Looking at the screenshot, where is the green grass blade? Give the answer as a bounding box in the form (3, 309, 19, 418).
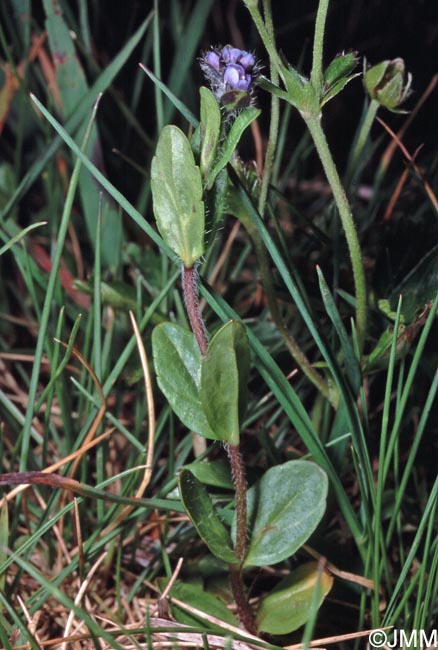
(139, 64, 198, 128)
(316, 265, 361, 392)
(0, 221, 47, 256)
(19, 97, 100, 472)
(383, 475, 438, 624)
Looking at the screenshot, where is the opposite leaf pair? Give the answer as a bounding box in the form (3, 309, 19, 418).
(152, 320, 249, 446)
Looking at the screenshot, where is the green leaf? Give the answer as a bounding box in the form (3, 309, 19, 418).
(200, 321, 250, 446)
(199, 86, 221, 182)
(256, 561, 334, 634)
(317, 266, 361, 392)
(282, 65, 311, 109)
(178, 469, 239, 564)
(152, 323, 218, 440)
(321, 73, 361, 106)
(158, 579, 239, 628)
(256, 75, 290, 102)
(151, 125, 205, 267)
(243, 460, 328, 567)
(207, 107, 261, 188)
(323, 51, 359, 105)
(186, 460, 234, 490)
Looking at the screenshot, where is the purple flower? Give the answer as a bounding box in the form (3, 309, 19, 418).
(223, 64, 251, 91)
(200, 44, 259, 109)
(239, 52, 255, 69)
(204, 50, 220, 72)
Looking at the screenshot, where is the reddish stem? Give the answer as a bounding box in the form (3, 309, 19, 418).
(182, 265, 208, 356)
(227, 443, 256, 633)
(229, 566, 257, 634)
(226, 444, 248, 564)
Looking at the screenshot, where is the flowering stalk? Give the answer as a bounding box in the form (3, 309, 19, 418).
(310, 0, 330, 92)
(304, 113, 367, 351)
(258, 0, 279, 214)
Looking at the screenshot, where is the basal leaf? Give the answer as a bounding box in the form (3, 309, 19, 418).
(186, 460, 234, 490)
(179, 469, 239, 564)
(244, 460, 328, 567)
(256, 561, 334, 634)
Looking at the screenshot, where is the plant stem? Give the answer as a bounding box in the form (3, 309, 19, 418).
(310, 0, 330, 91)
(182, 265, 208, 356)
(229, 566, 256, 634)
(242, 0, 284, 82)
(258, 0, 279, 215)
(226, 443, 256, 634)
(345, 98, 379, 188)
(303, 113, 367, 353)
(226, 444, 248, 563)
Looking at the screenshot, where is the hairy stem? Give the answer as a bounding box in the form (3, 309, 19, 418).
(226, 443, 256, 633)
(226, 444, 248, 563)
(303, 113, 367, 353)
(242, 0, 284, 83)
(182, 265, 208, 356)
(310, 0, 330, 91)
(258, 0, 279, 215)
(229, 566, 256, 634)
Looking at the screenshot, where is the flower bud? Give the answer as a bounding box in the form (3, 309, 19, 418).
(364, 58, 412, 110)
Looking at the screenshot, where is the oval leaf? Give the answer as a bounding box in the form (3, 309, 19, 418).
(244, 460, 328, 567)
(200, 321, 250, 445)
(256, 561, 334, 634)
(152, 323, 219, 440)
(324, 51, 358, 88)
(179, 469, 239, 565)
(151, 125, 205, 267)
(186, 460, 234, 490)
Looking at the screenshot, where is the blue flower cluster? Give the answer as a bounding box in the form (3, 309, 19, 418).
(200, 45, 257, 109)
